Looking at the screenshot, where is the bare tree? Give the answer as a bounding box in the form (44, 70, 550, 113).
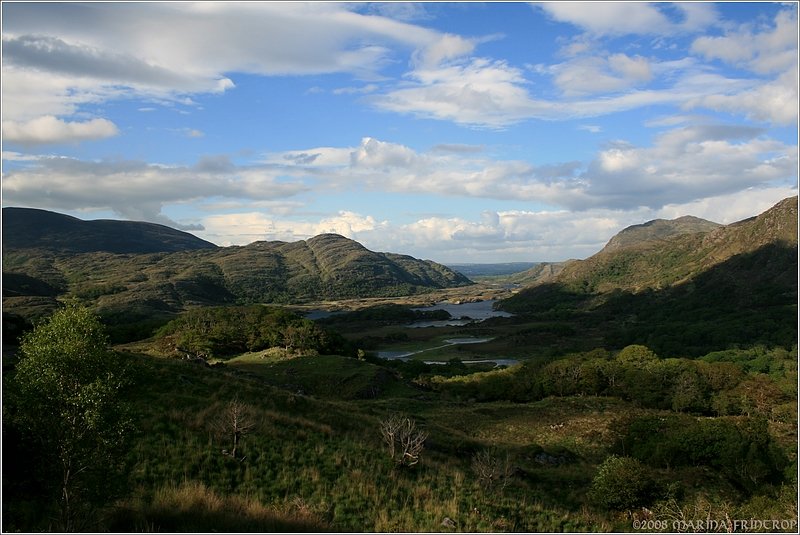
(471, 448, 514, 491)
(379, 414, 428, 467)
(214, 397, 256, 460)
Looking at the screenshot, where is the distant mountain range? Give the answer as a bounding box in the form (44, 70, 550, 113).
(2, 208, 472, 332)
(445, 262, 538, 277)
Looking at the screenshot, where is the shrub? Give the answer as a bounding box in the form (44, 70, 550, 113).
(589, 455, 656, 511)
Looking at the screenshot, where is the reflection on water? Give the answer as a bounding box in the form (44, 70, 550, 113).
(408, 299, 513, 327)
(374, 336, 519, 368)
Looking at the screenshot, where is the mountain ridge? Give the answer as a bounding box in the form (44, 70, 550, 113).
(2, 212, 473, 332)
(601, 215, 722, 253)
(2, 207, 217, 254)
(503, 196, 797, 308)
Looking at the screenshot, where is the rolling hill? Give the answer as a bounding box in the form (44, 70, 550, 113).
(2, 209, 472, 336)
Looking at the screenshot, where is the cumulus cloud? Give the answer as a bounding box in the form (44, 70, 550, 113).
(373, 57, 542, 127)
(580, 124, 796, 209)
(199, 210, 387, 246)
(548, 53, 653, 96)
(686, 66, 798, 126)
(192, 180, 797, 261)
(1, 115, 119, 144)
(267, 129, 795, 213)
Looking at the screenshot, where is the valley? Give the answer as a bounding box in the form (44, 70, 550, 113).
(2, 198, 797, 533)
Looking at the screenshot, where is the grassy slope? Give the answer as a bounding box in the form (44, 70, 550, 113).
(99, 351, 623, 532)
(59, 346, 786, 533)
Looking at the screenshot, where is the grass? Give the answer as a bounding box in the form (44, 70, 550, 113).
(6, 329, 796, 532)
(225, 352, 420, 399)
(90, 351, 629, 532)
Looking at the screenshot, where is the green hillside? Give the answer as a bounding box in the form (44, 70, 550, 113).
(2, 220, 472, 340)
(501, 197, 798, 355)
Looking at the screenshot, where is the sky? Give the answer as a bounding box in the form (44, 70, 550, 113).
(1, 1, 798, 263)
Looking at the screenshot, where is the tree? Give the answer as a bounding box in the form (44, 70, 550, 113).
(9, 303, 134, 531)
(379, 414, 427, 467)
(471, 447, 514, 491)
(616, 344, 658, 364)
(214, 397, 256, 460)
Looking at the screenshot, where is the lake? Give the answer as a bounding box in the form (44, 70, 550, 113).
(374, 336, 519, 368)
(408, 299, 513, 327)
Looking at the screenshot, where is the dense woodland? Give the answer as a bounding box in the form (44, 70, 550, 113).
(2, 198, 797, 532)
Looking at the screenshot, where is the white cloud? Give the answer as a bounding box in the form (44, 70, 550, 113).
(580, 125, 797, 209)
(685, 67, 798, 126)
(691, 8, 798, 75)
(549, 53, 653, 96)
(0, 2, 466, 136)
(192, 181, 797, 261)
(199, 210, 387, 246)
(536, 3, 680, 36)
(332, 84, 379, 95)
(269, 129, 796, 213)
(374, 57, 541, 127)
(1, 156, 309, 229)
(1, 115, 119, 144)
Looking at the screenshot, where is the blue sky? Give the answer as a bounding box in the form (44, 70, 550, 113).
(2, 2, 797, 262)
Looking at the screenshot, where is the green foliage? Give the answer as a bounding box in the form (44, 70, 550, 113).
(155, 305, 351, 358)
(616, 344, 658, 363)
(619, 415, 788, 491)
(6, 303, 135, 530)
(589, 455, 656, 511)
(318, 303, 451, 327)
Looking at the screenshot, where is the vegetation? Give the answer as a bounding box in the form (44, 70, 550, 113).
(153, 305, 351, 359)
(4, 303, 135, 531)
(2, 197, 796, 532)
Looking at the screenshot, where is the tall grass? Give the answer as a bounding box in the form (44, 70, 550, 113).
(107, 481, 328, 532)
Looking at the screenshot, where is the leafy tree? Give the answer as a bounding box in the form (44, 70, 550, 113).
(8, 303, 134, 530)
(616, 344, 658, 364)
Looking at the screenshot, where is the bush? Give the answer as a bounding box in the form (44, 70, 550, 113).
(589, 455, 656, 511)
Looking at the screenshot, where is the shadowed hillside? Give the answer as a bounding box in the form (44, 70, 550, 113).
(501, 197, 798, 355)
(2, 207, 217, 254)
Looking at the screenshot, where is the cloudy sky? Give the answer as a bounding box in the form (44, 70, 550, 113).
(2, 2, 797, 262)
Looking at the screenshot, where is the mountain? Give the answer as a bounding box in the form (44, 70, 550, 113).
(445, 262, 539, 277)
(505, 261, 570, 286)
(553, 198, 796, 294)
(501, 197, 798, 355)
(2, 207, 217, 254)
(601, 215, 722, 253)
(3, 212, 472, 335)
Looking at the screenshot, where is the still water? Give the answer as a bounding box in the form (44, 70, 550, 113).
(409, 299, 513, 327)
(375, 336, 519, 368)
